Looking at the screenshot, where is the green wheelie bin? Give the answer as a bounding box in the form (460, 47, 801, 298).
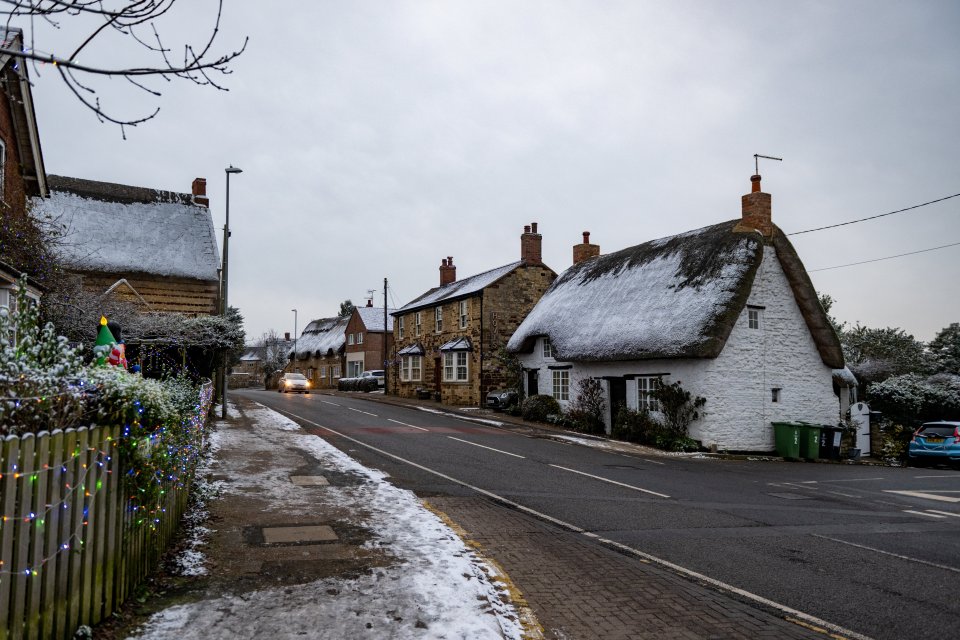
(796, 422, 822, 461)
(772, 422, 801, 459)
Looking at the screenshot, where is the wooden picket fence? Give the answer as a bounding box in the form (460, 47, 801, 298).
(0, 381, 213, 640)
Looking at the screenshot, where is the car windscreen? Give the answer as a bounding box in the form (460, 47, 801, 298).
(287, 374, 307, 380)
(918, 425, 957, 437)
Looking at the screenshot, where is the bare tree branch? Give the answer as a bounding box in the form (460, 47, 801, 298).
(1, 0, 246, 132)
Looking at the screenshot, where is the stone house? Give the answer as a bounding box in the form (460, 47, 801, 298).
(345, 302, 396, 378)
(391, 223, 557, 406)
(508, 176, 856, 452)
(289, 317, 349, 389)
(31, 175, 220, 315)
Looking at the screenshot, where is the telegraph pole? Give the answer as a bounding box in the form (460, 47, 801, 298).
(383, 277, 389, 394)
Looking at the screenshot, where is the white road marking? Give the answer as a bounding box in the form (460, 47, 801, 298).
(349, 407, 378, 417)
(820, 477, 885, 483)
(388, 418, 429, 432)
(813, 534, 960, 574)
(914, 475, 960, 479)
(884, 490, 960, 503)
(903, 510, 946, 518)
(637, 458, 666, 466)
(549, 464, 670, 498)
(274, 406, 873, 640)
(826, 491, 859, 498)
(926, 510, 960, 518)
(321, 401, 340, 407)
(447, 436, 526, 459)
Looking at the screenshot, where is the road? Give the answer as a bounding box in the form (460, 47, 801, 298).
(238, 389, 960, 640)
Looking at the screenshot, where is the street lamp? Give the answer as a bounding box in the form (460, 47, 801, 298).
(221, 165, 242, 419)
(292, 309, 298, 372)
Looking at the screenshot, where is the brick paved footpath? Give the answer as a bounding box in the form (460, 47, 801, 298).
(428, 496, 828, 640)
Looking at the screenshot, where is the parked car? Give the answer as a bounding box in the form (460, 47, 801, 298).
(906, 421, 960, 466)
(360, 370, 385, 388)
(278, 372, 310, 394)
(486, 389, 518, 411)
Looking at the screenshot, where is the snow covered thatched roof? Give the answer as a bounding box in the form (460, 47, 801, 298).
(355, 306, 395, 332)
(292, 316, 349, 360)
(396, 261, 523, 315)
(33, 175, 220, 282)
(508, 221, 844, 367)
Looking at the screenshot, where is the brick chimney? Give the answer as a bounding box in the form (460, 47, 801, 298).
(191, 178, 209, 207)
(520, 222, 542, 265)
(440, 256, 457, 286)
(573, 231, 600, 265)
(734, 174, 773, 237)
(284, 332, 290, 341)
(365, 298, 373, 307)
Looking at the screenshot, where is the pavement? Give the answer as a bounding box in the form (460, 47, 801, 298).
(111, 390, 860, 640)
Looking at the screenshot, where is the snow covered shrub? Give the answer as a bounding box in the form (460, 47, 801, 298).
(653, 380, 706, 439)
(0, 279, 88, 435)
(868, 373, 960, 426)
(566, 378, 606, 434)
(521, 394, 561, 422)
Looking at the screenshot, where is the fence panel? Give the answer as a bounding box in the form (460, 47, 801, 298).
(39, 430, 64, 640)
(0, 435, 22, 640)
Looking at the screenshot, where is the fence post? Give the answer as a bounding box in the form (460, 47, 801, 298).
(0, 435, 23, 640)
(24, 432, 51, 640)
(39, 430, 64, 640)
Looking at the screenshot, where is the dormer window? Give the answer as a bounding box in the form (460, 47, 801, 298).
(542, 337, 554, 358)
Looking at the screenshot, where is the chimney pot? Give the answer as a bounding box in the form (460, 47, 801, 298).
(440, 255, 457, 285)
(573, 230, 600, 265)
(524, 225, 531, 233)
(531, 222, 538, 233)
(734, 175, 773, 237)
(285, 332, 290, 341)
(366, 299, 373, 307)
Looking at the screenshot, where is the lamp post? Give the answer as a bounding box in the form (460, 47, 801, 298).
(221, 165, 242, 419)
(292, 309, 298, 372)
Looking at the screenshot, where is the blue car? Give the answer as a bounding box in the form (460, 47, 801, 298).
(906, 421, 960, 467)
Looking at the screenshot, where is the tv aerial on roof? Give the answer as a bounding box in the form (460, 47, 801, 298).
(754, 153, 783, 174)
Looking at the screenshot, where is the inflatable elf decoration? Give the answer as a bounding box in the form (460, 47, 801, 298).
(93, 316, 128, 369)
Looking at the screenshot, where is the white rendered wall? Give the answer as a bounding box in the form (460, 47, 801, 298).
(516, 245, 839, 451)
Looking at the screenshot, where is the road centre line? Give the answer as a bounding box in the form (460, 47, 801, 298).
(914, 475, 960, 479)
(321, 400, 340, 407)
(447, 436, 526, 459)
(272, 406, 872, 640)
(926, 510, 960, 518)
(817, 477, 885, 483)
(349, 407, 378, 417)
(903, 510, 947, 519)
(388, 418, 429, 432)
(884, 490, 960, 503)
(813, 533, 960, 575)
(825, 491, 859, 498)
(549, 464, 670, 498)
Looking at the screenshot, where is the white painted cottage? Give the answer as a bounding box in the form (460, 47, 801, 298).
(507, 175, 855, 452)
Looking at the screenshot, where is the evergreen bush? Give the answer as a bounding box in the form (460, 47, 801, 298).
(521, 394, 561, 422)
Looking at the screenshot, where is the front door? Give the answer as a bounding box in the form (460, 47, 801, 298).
(608, 378, 627, 427)
(434, 357, 442, 394)
(527, 369, 539, 397)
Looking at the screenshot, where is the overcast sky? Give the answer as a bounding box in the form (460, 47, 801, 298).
(28, 1, 960, 344)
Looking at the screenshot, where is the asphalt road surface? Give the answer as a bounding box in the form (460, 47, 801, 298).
(239, 389, 960, 640)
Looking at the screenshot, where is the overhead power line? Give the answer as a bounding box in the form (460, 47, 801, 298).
(788, 192, 960, 236)
(808, 240, 960, 272)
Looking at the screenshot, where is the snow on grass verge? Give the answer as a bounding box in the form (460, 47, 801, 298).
(130, 403, 524, 640)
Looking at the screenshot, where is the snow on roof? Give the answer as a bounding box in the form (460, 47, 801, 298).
(355, 306, 396, 331)
(439, 337, 473, 351)
(291, 316, 350, 359)
(832, 367, 858, 386)
(33, 175, 220, 282)
(396, 261, 523, 314)
(240, 351, 261, 362)
(508, 221, 763, 361)
(397, 343, 425, 356)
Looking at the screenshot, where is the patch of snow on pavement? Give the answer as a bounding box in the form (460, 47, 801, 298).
(131, 403, 522, 640)
(414, 406, 505, 428)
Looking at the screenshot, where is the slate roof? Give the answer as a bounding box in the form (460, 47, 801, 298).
(355, 306, 395, 331)
(32, 175, 220, 282)
(395, 261, 523, 314)
(508, 220, 844, 368)
(291, 316, 350, 360)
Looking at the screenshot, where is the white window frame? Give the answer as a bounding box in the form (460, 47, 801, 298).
(435, 306, 443, 333)
(333, 365, 341, 378)
(443, 352, 468, 382)
(398, 317, 405, 340)
(347, 333, 355, 345)
(401, 355, 423, 382)
(637, 376, 662, 413)
(357, 332, 363, 345)
(748, 307, 762, 330)
(320, 365, 327, 378)
(552, 370, 569, 401)
(542, 337, 554, 358)
(415, 312, 422, 337)
(459, 300, 469, 329)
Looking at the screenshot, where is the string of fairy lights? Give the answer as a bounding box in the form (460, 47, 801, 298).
(0, 382, 213, 581)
